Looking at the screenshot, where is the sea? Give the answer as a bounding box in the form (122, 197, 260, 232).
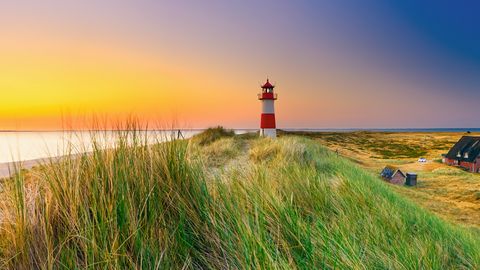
(0, 128, 478, 164)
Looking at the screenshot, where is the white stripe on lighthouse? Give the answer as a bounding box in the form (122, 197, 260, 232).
(262, 100, 275, 114)
(261, 128, 277, 138)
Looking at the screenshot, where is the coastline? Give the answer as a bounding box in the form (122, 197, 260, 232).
(0, 157, 60, 179)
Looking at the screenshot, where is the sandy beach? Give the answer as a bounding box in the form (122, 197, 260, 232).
(0, 159, 40, 178)
(0, 157, 58, 179)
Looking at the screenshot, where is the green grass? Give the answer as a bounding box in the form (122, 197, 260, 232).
(0, 128, 479, 269)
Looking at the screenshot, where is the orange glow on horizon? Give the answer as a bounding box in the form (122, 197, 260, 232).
(0, 31, 262, 130)
(1, 1, 480, 130)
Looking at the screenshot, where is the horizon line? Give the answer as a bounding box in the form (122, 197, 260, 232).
(0, 127, 478, 133)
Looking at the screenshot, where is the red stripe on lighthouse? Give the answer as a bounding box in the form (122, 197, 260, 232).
(260, 114, 276, 128)
(259, 93, 276, 100)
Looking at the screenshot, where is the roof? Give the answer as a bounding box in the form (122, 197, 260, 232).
(262, 79, 274, 89)
(445, 136, 480, 162)
(380, 166, 405, 180)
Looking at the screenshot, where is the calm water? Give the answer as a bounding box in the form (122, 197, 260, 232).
(0, 128, 477, 163)
(0, 130, 203, 163)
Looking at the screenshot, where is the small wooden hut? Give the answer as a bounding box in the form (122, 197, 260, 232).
(380, 166, 406, 185)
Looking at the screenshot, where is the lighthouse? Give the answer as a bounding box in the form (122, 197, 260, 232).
(258, 79, 278, 138)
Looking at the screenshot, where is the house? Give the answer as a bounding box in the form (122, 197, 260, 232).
(380, 166, 406, 185)
(444, 136, 480, 173)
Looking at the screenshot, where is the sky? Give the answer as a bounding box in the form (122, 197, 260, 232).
(0, 0, 479, 130)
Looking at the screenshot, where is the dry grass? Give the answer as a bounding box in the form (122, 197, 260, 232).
(288, 131, 480, 228)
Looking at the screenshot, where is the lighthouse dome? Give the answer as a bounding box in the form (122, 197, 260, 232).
(262, 79, 274, 89)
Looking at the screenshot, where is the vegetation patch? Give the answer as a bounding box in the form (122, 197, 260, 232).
(284, 131, 446, 159)
(249, 137, 312, 165)
(197, 137, 243, 167)
(0, 130, 478, 269)
(283, 130, 480, 228)
(191, 126, 235, 145)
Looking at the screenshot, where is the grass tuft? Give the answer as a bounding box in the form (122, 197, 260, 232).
(191, 126, 235, 146)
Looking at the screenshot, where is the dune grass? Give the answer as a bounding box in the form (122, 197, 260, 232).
(0, 129, 479, 269)
(191, 126, 235, 146)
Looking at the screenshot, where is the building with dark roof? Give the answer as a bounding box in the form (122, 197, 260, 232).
(444, 136, 480, 173)
(380, 166, 406, 185)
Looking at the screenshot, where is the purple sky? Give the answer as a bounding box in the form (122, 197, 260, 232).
(1, 1, 479, 129)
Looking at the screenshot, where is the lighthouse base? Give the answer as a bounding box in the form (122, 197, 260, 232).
(260, 128, 277, 138)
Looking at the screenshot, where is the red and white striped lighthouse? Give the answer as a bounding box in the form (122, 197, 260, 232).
(258, 79, 278, 138)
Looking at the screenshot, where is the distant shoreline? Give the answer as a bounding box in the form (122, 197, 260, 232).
(0, 128, 478, 133)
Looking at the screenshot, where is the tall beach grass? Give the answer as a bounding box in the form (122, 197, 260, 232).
(0, 127, 478, 269)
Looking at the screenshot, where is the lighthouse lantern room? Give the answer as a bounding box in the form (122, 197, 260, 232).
(258, 79, 278, 138)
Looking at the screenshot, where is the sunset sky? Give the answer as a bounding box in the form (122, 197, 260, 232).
(1, 1, 479, 130)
